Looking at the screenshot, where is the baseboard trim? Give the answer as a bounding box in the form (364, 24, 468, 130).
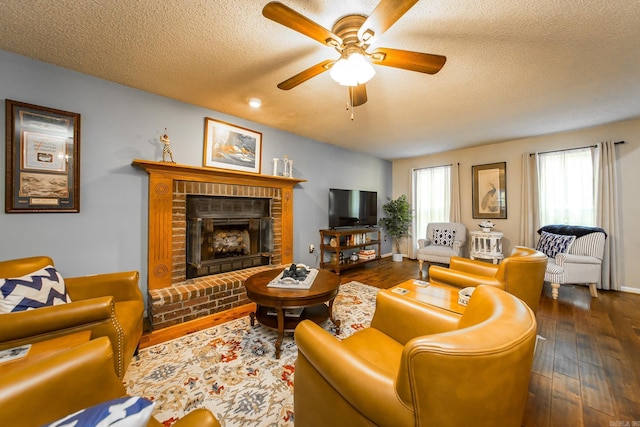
(139, 302, 256, 349)
(620, 286, 640, 295)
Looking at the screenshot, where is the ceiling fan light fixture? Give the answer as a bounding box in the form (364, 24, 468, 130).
(329, 52, 376, 86)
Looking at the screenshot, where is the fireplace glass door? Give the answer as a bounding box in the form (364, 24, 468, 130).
(186, 196, 274, 278)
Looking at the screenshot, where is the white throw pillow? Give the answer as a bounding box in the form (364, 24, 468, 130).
(432, 228, 456, 247)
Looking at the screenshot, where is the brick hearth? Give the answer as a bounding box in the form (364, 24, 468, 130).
(132, 160, 305, 330)
(148, 265, 274, 330)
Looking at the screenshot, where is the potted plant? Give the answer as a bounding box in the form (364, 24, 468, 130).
(379, 194, 413, 262)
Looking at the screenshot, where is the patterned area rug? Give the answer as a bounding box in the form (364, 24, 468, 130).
(123, 281, 379, 426)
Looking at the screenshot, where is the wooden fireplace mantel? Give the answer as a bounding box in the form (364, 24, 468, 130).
(132, 159, 307, 187)
(132, 159, 306, 290)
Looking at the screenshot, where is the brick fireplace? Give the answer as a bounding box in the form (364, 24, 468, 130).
(132, 160, 305, 329)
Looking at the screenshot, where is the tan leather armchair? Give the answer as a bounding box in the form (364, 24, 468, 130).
(294, 285, 537, 427)
(0, 336, 220, 427)
(428, 246, 548, 313)
(0, 256, 144, 378)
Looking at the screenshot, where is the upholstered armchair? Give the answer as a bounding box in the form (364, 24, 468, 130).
(294, 285, 537, 427)
(0, 256, 144, 378)
(428, 246, 547, 313)
(536, 225, 607, 299)
(416, 222, 467, 271)
(0, 336, 220, 427)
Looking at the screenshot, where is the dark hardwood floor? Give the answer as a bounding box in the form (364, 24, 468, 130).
(340, 257, 640, 426)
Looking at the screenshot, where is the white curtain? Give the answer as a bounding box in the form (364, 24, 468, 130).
(450, 163, 461, 222)
(538, 147, 596, 226)
(411, 165, 452, 258)
(519, 153, 540, 247)
(595, 141, 621, 291)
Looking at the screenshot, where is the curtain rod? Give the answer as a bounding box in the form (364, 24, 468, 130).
(412, 163, 454, 171)
(529, 141, 625, 156)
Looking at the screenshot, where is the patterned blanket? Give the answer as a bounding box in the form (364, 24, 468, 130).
(537, 224, 607, 238)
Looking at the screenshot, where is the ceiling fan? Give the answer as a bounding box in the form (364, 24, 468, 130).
(262, 0, 446, 108)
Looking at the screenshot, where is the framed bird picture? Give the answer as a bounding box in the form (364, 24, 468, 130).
(472, 162, 507, 219)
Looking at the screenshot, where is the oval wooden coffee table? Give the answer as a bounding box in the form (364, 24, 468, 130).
(244, 268, 341, 358)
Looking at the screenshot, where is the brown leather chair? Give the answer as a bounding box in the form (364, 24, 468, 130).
(0, 256, 144, 378)
(294, 285, 537, 427)
(428, 246, 548, 313)
(0, 336, 220, 427)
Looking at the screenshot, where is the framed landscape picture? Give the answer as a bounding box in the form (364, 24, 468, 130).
(472, 162, 507, 219)
(203, 117, 262, 174)
(5, 100, 80, 213)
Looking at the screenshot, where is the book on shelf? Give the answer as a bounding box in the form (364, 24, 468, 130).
(358, 249, 376, 255)
(266, 307, 304, 318)
(358, 254, 377, 260)
(345, 233, 369, 246)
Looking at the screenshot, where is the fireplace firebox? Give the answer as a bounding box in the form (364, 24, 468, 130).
(186, 196, 273, 278)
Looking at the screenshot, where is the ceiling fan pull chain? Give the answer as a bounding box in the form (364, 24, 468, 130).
(348, 89, 355, 121)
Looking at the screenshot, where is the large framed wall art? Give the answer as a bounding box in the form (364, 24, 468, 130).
(203, 117, 262, 174)
(472, 161, 507, 219)
(5, 100, 80, 213)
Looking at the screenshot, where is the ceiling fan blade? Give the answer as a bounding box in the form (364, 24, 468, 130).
(277, 59, 335, 90)
(263, 2, 342, 47)
(358, 0, 419, 44)
(370, 47, 446, 74)
(349, 84, 368, 107)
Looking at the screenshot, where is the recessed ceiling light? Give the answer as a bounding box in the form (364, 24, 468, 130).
(248, 98, 262, 108)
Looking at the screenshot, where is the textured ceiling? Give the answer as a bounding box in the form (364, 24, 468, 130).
(1, 0, 639, 160)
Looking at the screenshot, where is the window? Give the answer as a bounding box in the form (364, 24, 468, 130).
(413, 165, 452, 242)
(538, 147, 595, 226)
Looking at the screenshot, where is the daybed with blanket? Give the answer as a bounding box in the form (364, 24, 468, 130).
(536, 225, 607, 299)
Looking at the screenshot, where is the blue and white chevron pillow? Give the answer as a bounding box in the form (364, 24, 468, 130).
(42, 396, 155, 427)
(0, 265, 71, 314)
(536, 231, 576, 258)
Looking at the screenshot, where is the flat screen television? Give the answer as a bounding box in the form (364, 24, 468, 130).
(328, 188, 378, 228)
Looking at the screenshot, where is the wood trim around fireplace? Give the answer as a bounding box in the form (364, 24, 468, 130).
(132, 159, 306, 290)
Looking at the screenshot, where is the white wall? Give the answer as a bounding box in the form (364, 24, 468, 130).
(393, 119, 640, 292)
(0, 50, 392, 303)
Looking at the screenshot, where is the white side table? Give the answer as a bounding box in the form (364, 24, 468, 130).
(469, 231, 504, 264)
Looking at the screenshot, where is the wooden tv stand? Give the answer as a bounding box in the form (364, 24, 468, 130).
(319, 227, 381, 275)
